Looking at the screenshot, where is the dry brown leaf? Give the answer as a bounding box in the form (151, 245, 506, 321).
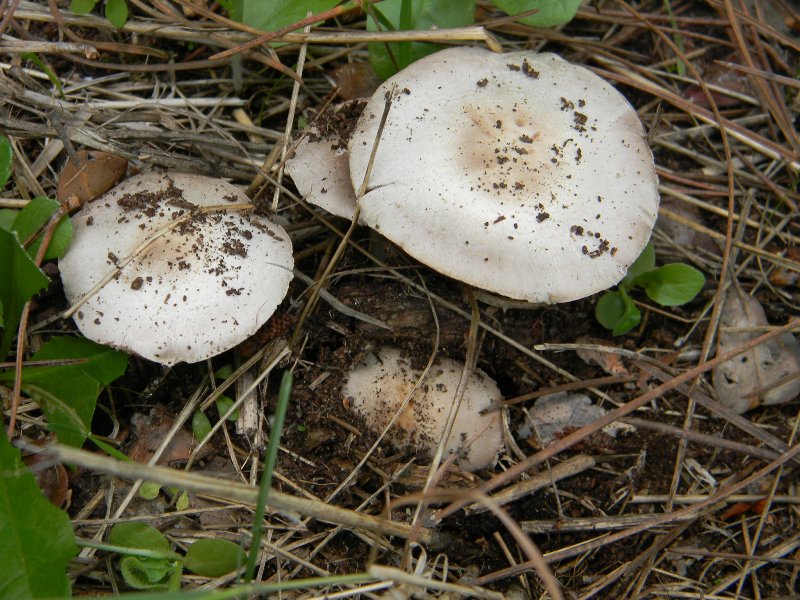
(24, 448, 69, 508)
(128, 405, 214, 465)
(56, 150, 128, 207)
(712, 291, 800, 413)
(333, 63, 382, 101)
(575, 336, 631, 377)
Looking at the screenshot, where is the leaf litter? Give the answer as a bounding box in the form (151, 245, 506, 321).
(1, 2, 800, 598)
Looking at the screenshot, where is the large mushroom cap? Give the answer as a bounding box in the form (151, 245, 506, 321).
(349, 47, 659, 303)
(59, 171, 294, 366)
(343, 348, 504, 471)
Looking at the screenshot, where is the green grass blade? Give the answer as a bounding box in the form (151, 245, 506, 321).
(243, 369, 293, 581)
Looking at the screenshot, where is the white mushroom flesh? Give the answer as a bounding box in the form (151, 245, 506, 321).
(343, 348, 504, 471)
(285, 99, 365, 219)
(349, 47, 659, 303)
(59, 171, 294, 365)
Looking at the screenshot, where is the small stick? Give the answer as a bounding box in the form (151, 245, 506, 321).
(522, 511, 696, 534)
(42, 443, 448, 548)
(464, 454, 596, 515)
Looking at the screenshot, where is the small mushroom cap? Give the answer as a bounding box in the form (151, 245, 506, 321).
(285, 99, 365, 219)
(343, 347, 504, 471)
(349, 47, 659, 303)
(59, 171, 294, 366)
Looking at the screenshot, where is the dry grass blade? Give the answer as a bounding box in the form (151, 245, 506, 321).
(437, 319, 800, 521)
(44, 443, 448, 548)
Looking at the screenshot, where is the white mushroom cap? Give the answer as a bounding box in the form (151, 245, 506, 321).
(349, 47, 659, 303)
(343, 347, 504, 471)
(285, 100, 365, 219)
(59, 171, 294, 366)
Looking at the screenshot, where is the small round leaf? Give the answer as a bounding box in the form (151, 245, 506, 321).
(216, 396, 239, 422)
(109, 522, 172, 554)
(104, 0, 128, 28)
(595, 290, 641, 335)
(119, 556, 181, 591)
(138, 481, 161, 500)
(184, 539, 242, 577)
(70, 0, 97, 15)
(192, 410, 213, 442)
(491, 0, 582, 27)
(635, 263, 705, 306)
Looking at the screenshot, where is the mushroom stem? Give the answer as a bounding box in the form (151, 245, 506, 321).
(62, 202, 254, 319)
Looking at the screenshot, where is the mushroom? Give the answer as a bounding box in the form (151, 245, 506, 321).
(343, 347, 504, 471)
(285, 99, 366, 220)
(348, 47, 659, 303)
(59, 171, 294, 366)
(519, 391, 631, 446)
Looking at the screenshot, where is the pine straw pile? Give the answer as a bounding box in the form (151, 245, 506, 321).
(2, 1, 800, 598)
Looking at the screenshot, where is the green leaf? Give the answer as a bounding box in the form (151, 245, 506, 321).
(634, 263, 705, 306)
(0, 209, 16, 231)
(0, 434, 77, 598)
(175, 490, 189, 511)
(622, 242, 655, 289)
(397, 0, 414, 69)
(367, 0, 475, 79)
(239, 0, 340, 32)
(20, 53, 65, 98)
(0, 336, 128, 447)
(70, 0, 98, 14)
(0, 135, 11, 188)
(216, 395, 239, 421)
(595, 290, 641, 335)
(88, 434, 130, 462)
(31, 336, 128, 386)
(104, 0, 128, 28)
(109, 522, 176, 556)
(490, 0, 582, 27)
(0, 227, 50, 357)
(139, 481, 162, 500)
(119, 556, 181, 591)
(192, 410, 213, 442)
(11, 196, 73, 260)
(214, 364, 234, 380)
(110, 522, 181, 591)
(185, 539, 242, 576)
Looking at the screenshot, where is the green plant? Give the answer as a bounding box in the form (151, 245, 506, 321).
(491, 0, 582, 28)
(0, 434, 78, 598)
(70, 0, 129, 29)
(0, 137, 130, 598)
(107, 522, 242, 590)
(228, 0, 342, 32)
(595, 243, 705, 335)
(366, 0, 476, 80)
(244, 369, 293, 581)
(0, 136, 11, 187)
(226, 0, 584, 79)
(20, 53, 65, 98)
(0, 138, 129, 448)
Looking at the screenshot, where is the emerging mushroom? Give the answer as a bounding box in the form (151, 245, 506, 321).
(285, 99, 366, 220)
(343, 347, 504, 471)
(348, 47, 659, 303)
(59, 171, 293, 366)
